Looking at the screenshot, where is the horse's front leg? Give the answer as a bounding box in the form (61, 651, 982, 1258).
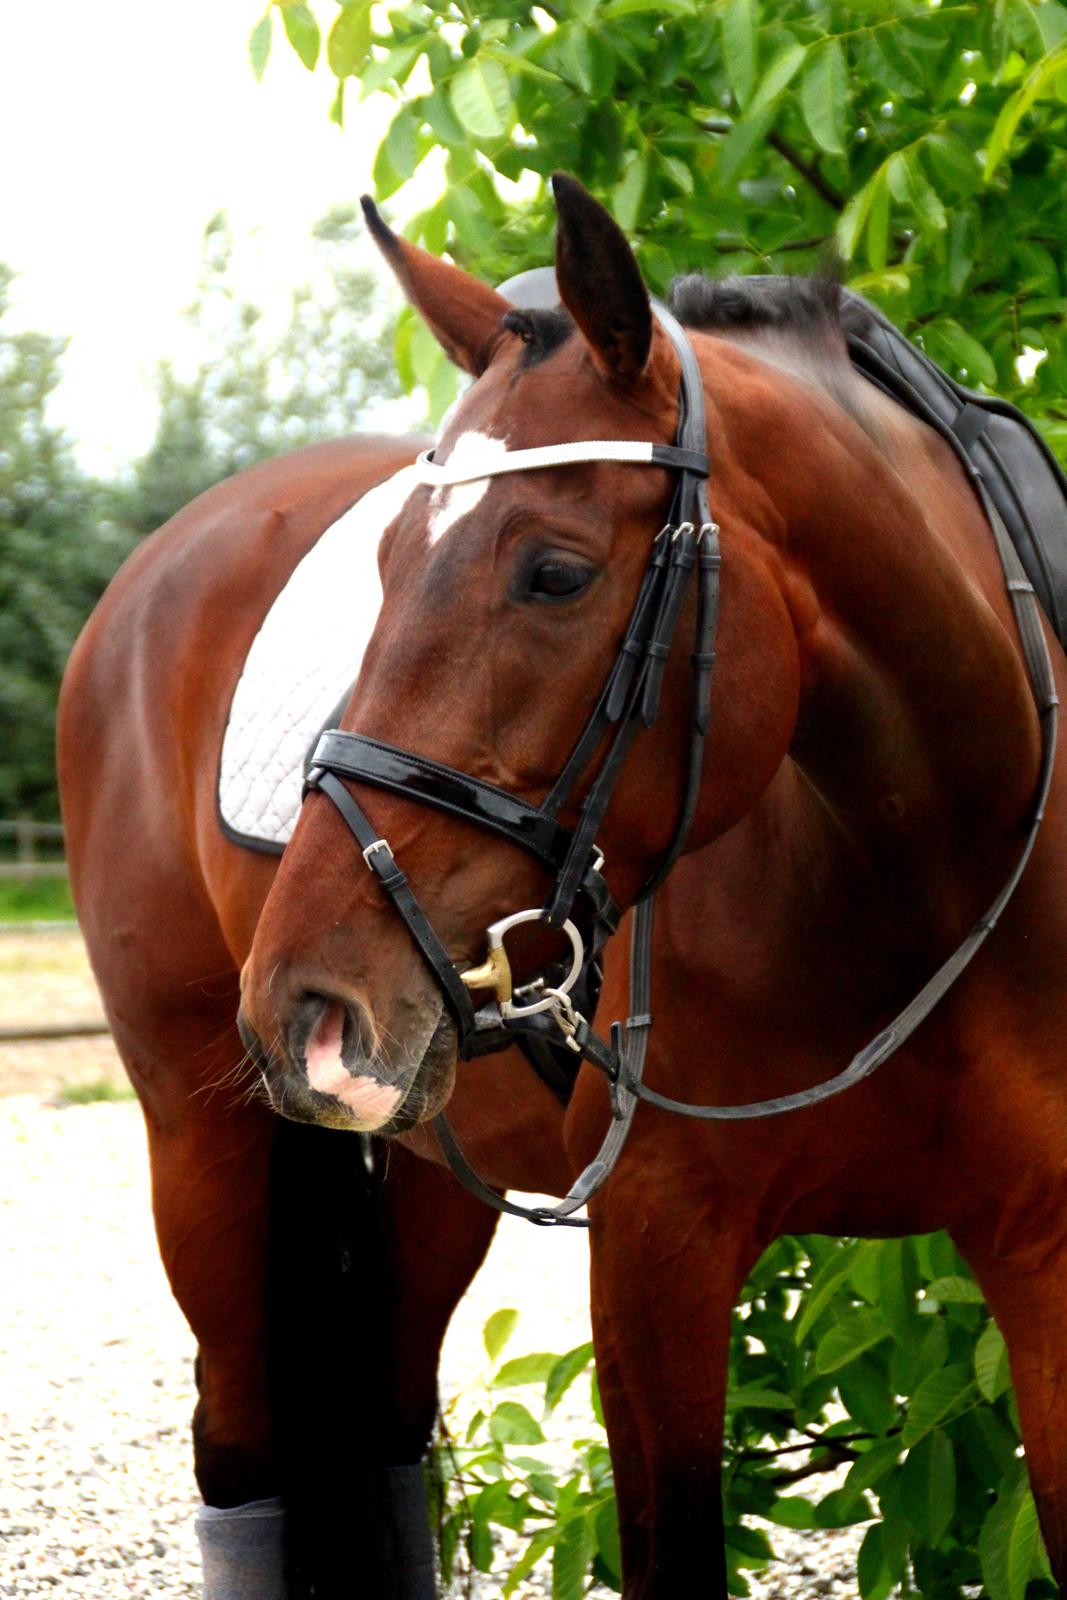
(588, 1142, 759, 1600)
(955, 1191, 1067, 1588)
(126, 1004, 498, 1600)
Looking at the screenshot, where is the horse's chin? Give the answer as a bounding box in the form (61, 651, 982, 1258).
(255, 1005, 458, 1136)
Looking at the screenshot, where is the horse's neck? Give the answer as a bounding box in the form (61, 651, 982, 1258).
(761, 379, 1040, 933)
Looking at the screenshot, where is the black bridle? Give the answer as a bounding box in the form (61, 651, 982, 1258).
(303, 278, 1058, 1228)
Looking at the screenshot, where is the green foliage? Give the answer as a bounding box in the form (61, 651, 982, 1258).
(0, 878, 75, 922)
(56, 1077, 135, 1106)
(1, 208, 401, 816)
(0, 266, 134, 819)
(441, 1239, 1052, 1598)
(120, 207, 401, 535)
(274, 0, 1067, 453)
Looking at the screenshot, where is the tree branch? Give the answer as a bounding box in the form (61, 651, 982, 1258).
(692, 103, 846, 213)
(767, 132, 846, 212)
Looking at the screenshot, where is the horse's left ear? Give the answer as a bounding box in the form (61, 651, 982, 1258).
(361, 197, 512, 376)
(551, 173, 654, 383)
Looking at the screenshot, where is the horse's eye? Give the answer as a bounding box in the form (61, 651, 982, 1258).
(526, 558, 595, 601)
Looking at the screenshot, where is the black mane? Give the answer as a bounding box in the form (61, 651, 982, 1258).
(668, 272, 850, 338)
(500, 273, 874, 428)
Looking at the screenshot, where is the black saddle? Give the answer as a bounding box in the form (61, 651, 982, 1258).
(840, 287, 1067, 648)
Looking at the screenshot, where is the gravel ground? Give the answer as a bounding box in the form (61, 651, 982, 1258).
(0, 930, 861, 1598)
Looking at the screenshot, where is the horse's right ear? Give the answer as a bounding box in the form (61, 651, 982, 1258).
(361, 198, 512, 377)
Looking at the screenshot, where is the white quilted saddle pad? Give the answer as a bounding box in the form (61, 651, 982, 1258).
(218, 463, 421, 852)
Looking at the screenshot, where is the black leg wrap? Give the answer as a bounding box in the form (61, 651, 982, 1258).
(268, 1121, 438, 1599)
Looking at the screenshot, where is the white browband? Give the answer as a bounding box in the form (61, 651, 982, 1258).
(414, 441, 657, 487)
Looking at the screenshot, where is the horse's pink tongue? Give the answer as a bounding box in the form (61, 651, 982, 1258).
(304, 1001, 400, 1127)
(305, 1002, 346, 1094)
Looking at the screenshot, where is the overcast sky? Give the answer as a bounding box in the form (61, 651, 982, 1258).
(1, 1, 399, 472)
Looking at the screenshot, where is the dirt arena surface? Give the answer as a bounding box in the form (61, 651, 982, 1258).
(0, 929, 858, 1597)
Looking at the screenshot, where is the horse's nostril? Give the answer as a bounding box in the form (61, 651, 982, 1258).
(297, 992, 378, 1080)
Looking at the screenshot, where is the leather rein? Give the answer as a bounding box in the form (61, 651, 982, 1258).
(303, 292, 1059, 1228)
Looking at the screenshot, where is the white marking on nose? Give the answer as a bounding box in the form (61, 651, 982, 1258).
(304, 1000, 401, 1131)
(427, 431, 508, 545)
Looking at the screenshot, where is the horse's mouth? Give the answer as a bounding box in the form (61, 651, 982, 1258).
(237, 1001, 458, 1135)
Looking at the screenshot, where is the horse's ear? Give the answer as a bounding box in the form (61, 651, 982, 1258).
(551, 172, 653, 383)
(361, 197, 512, 376)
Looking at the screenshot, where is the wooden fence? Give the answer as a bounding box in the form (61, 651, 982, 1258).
(0, 820, 67, 881)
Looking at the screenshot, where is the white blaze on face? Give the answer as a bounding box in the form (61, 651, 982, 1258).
(304, 1000, 401, 1131)
(427, 431, 508, 545)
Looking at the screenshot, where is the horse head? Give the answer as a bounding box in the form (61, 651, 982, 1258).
(238, 175, 802, 1134)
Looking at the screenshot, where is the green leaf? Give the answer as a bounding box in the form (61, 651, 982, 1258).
(1007, 1490, 1043, 1600)
(985, 41, 1067, 177)
(552, 1514, 593, 1600)
(450, 57, 512, 139)
(494, 1353, 559, 1387)
(840, 1437, 904, 1509)
(767, 1496, 819, 1529)
(750, 42, 808, 117)
(278, 3, 320, 72)
(923, 132, 982, 196)
(544, 1342, 595, 1416)
(1035, 0, 1067, 50)
(795, 1240, 862, 1343)
(866, 168, 890, 271)
(503, 1528, 558, 1597)
(592, 1499, 621, 1583)
(484, 1308, 520, 1363)
(836, 176, 876, 262)
(900, 1429, 956, 1544)
(980, 1475, 1041, 1600)
(925, 319, 998, 387)
(925, 1274, 985, 1305)
(877, 1238, 919, 1339)
(489, 1400, 546, 1445)
(901, 1362, 976, 1448)
(836, 1354, 897, 1435)
(360, 39, 421, 96)
(386, 108, 420, 183)
(327, 2, 372, 78)
(857, 1524, 894, 1600)
(249, 12, 272, 82)
(800, 39, 849, 156)
(717, 105, 775, 187)
(467, 1516, 494, 1572)
(725, 1384, 794, 1411)
(601, 0, 695, 15)
(720, 0, 757, 110)
(814, 1308, 891, 1374)
(975, 1321, 1013, 1401)
(328, 75, 345, 127)
(613, 150, 649, 233)
(887, 149, 946, 232)
(557, 26, 594, 94)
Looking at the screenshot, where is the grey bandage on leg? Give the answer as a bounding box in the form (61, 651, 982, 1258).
(196, 1496, 287, 1600)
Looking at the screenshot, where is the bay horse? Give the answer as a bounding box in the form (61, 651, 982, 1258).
(60, 169, 1067, 1600)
